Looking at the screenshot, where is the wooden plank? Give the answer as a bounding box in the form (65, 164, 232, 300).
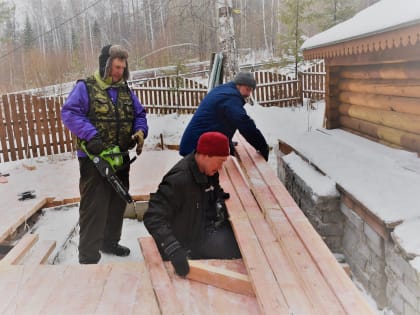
(236, 135, 375, 315)
(9, 94, 25, 160)
(1, 234, 39, 265)
(13, 94, 28, 159)
(38, 97, 52, 156)
(0, 96, 9, 162)
(138, 236, 184, 315)
(2, 95, 17, 161)
(22, 240, 56, 265)
(47, 97, 59, 154)
(223, 159, 338, 314)
(32, 96, 46, 156)
(340, 188, 391, 238)
(167, 259, 260, 314)
(224, 158, 327, 315)
(219, 166, 291, 315)
(54, 97, 66, 153)
(1, 264, 65, 315)
(16, 94, 30, 159)
(24, 94, 39, 158)
(95, 262, 160, 315)
(187, 260, 255, 297)
(40, 264, 111, 314)
(60, 96, 74, 152)
(0, 264, 25, 313)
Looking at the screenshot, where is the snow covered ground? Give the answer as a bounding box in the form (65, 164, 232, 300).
(4, 100, 418, 313)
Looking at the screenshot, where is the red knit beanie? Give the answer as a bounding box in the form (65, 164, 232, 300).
(196, 132, 230, 156)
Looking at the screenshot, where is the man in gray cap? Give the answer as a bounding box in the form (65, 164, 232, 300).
(179, 71, 269, 161)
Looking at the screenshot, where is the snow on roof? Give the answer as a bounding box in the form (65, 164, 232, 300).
(301, 0, 420, 50)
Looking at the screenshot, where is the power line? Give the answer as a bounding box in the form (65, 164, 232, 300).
(0, 0, 104, 61)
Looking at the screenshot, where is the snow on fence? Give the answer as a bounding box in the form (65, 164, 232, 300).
(0, 68, 325, 162)
(254, 71, 300, 107)
(0, 94, 74, 163)
(300, 60, 326, 101)
(131, 76, 208, 114)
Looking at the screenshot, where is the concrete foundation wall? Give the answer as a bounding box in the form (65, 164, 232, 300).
(278, 156, 343, 252)
(278, 153, 420, 314)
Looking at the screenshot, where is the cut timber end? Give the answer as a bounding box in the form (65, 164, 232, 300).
(187, 260, 255, 297)
(0, 234, 38, 265)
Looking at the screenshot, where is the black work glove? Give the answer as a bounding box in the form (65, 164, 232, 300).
(259, 145, 269, 161)
(218, 190, 230, 200)
(86, 135, 105, 155)
(163, 239, 189, 277)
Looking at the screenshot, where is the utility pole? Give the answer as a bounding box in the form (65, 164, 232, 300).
(216, 0, 239, 82)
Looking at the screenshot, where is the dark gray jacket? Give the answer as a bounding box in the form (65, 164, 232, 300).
(144, 153, 223, 257)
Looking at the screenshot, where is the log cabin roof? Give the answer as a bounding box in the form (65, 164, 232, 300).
(301, 0, 420, 59)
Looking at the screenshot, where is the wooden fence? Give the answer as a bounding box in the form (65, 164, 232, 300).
(0, 94, 74, 162)
(0, 67, 325, 162)
(254, 71, 300, 107)
(131, 76, 207, 114)
(300, 61, 326, 101)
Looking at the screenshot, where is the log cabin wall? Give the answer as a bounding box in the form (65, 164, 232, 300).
(325, 60, 420, 153)
(304, 21, 420, 154)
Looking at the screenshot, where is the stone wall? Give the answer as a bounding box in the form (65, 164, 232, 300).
(278, 152, 343, 252)
(385, 235, 420, 315)
(341, 203, 387, 308)
(278, 151, 420, 314)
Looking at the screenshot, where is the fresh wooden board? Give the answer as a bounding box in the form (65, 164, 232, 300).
(139, 236, 260, 315)
(234, 134, 374, 315)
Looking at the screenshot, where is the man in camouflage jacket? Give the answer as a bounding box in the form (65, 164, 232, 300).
(61, 44, 148, 264)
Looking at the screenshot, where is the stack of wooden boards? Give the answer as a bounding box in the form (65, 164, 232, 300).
(0, 139, 374, 314)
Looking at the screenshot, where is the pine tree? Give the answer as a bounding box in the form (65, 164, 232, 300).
(315, 0, 358, 31)
(92, 20, 101, 51)
(0, 1, 13, 42)
(278, 0, 314, 78)
(0, 0, 10, 23)
(23, 15, 36, 50)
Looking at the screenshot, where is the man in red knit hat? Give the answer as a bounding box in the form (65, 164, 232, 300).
(144, 132, 241, 277)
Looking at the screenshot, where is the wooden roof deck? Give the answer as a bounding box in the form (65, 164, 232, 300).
(0, 145, 374, 314)
(0, 150, 181, 243)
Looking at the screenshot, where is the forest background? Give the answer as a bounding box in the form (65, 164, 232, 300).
(0, 0, 378, 93)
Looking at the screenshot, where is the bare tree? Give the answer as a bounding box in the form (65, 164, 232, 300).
(216, 0, 239, 81)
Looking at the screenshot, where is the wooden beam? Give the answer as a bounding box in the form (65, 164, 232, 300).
(138, 237, 184, 315)
(339, 187, 393, 240)
(187, 260, 255, 297)
(340, 62, 420, 80)
(22, 240, 56, 265)
(0, 234, 38, 265)
(338, 103, 420, 135)
(339, 78, 420, 98)
(223, 158, 325, 315)
(232, 141, 344, 314)
(327, 45, 420, 66)
(235, 136, 375, 315)
(339, 91, 420, 116)
(339, 115, 420, 152)
(220, 166, 291, 315)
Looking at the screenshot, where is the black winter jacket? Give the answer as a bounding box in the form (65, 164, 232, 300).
(143, 153, 224, 258)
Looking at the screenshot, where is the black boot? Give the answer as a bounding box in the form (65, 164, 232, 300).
(101, 242, 130, 257)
